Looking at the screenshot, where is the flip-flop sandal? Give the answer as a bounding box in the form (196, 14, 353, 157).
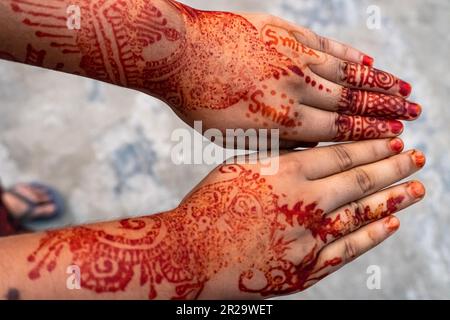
(6, 182, 65, 224)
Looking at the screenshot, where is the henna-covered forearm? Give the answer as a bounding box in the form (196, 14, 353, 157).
(0, 0, 187, 90)
(0, 163, 411, 300)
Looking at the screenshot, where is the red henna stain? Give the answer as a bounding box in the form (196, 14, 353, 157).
(388, 121, 403, 134)
(248, 89, 297, 127)
(338, 88, 418, 120)
(334, 115, 396, 141)
(29, 164, 389, 299)
(340, 62, 397, 91)
(261, 25, 319, 58)
(11, 0, 297, 112)
(287, 65, 304, 77)
(389, 138, 404, 153)
(411, 150, 426, 168)
(362, 55, 374, 67)
(407, 181, 425, 198)
(385, 216, 400, 233)
(398, 80, 412, 97)
(407, 103, 421, 118)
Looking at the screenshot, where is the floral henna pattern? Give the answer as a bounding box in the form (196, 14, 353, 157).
(27, 165, 404, 299)
(338, 88, 421, 119)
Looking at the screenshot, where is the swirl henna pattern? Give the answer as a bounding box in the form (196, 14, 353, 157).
(9, 0, 295, 112)
(340, 62, 397, 91)
(4, 0, 416, 140)
(27, 165, 405, 299)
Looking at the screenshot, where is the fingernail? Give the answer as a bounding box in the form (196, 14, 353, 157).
(389, 121, 404, 134)
(407, 181, 426, 199)
(411, 150, 426, 168)
(399, 80, 412, 97)
(362, 55, 374, 67)
(385, 216, 400, 233)
(389, 138, 404, 153)
(407, 103, 422, 118)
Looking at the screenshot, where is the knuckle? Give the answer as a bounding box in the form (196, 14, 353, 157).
(330, 112, 341, 140)
(332, 145, 354, 172)
(353, 168, 376, 194)
(369, 140, 384, 159)
(316, 34, 330, 52)
(337, 60, 347, 82)
(343, 238, 358, 262)
(392, 156, 408, 177)
(348, 201, 366, 227)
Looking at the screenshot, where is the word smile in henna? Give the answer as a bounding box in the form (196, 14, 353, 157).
(262, 24, 319, 59)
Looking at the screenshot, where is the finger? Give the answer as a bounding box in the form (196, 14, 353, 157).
(279, 139, 318, 149)
(292, 69, 419, 120)
(318, 150, 426, 211)
(308, 54, 412, 97)
(302, 215, 401, 288)
(333, 115, 403, 142)
(286, 105, 404, 142)
(300, 138, 404, 180)
(321, 181, 425, 243)
(336, 88, 421, 120)
(273, 17, 373, 65)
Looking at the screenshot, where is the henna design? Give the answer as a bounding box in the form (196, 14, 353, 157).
(338, 88, 421, 119)
(334, 115, 403, 141)
(262, 24, 319, 59)
(0, 44, 46, 67)
(8, 0, 298, 112)
(261, 24, 332, 92)
(245, 86, 301, 128)
(340, 62, 397, 90)
(27, 164, 404, 298)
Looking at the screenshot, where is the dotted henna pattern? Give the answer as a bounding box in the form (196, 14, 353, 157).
(10, 0, 296, 112)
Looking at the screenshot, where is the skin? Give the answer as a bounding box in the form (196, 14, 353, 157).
(2, 185, 57, 219)
(0, 139, 426, 299)
(0, 0, 421, 147)
(0, 0, 426, 300)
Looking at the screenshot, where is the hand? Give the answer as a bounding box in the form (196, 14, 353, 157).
(144, 5, 420, 145)
(173, 138, 425, 299)
(1, 0, 420, 147)
(10, 138, 425, 299)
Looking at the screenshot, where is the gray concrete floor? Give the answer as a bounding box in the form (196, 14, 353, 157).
(0, 0, 449, 299)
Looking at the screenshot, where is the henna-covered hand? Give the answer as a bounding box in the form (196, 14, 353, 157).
(25, 139, 425, 299)
(0, 0, 420, 145)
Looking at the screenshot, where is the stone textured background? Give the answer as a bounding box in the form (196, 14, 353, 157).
(0, 0, 449, 299)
